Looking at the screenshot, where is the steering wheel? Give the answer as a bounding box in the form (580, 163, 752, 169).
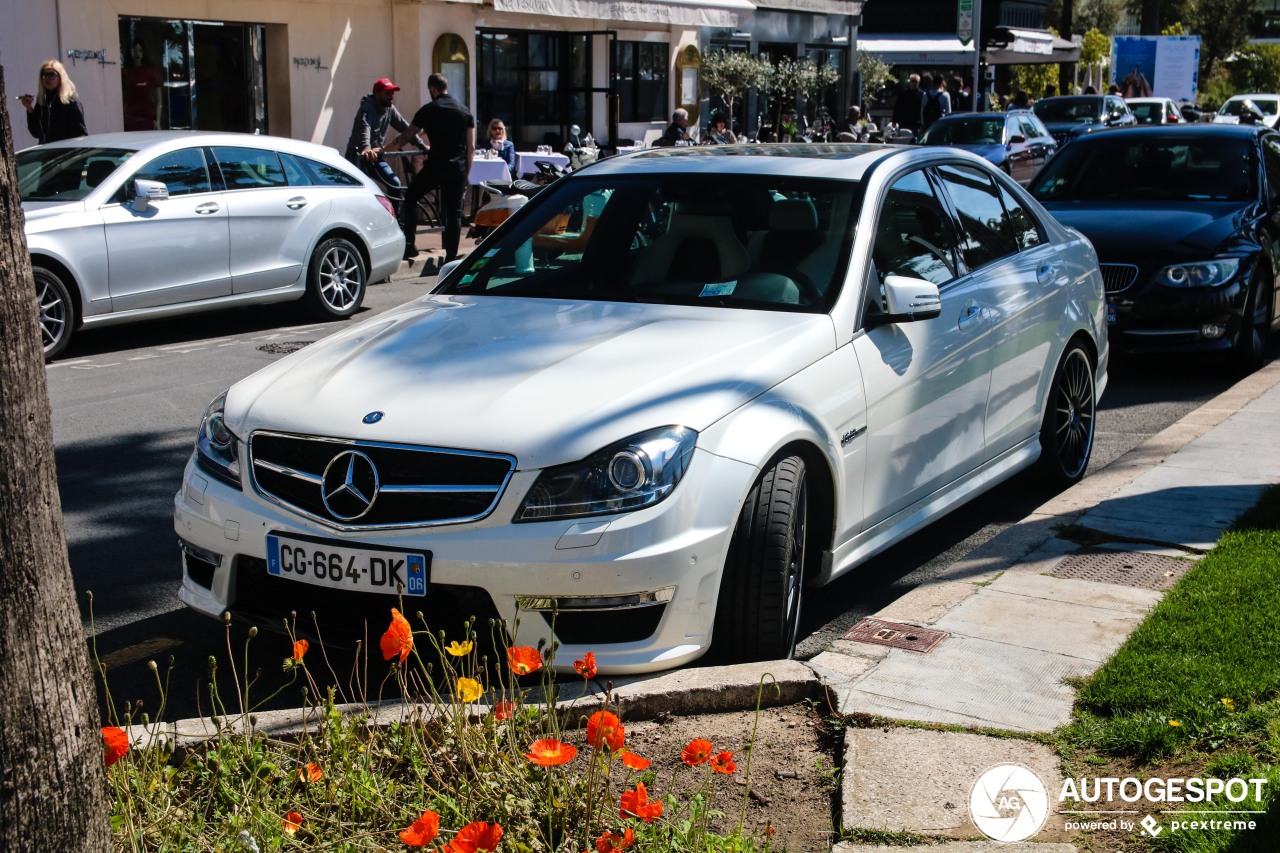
(757, 265, 823, 305)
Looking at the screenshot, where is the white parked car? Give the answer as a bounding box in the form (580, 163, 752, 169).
(1125, 96, 1184, 125)
(1212, 94, 1280, 128)
(18, 131, 404, 359)
(175, 144, 1109, 673)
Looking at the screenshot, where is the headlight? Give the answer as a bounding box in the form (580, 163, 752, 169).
(1156, 259, 1241, 288)
(515, 426, 697, 522)
(194, 391, 241, 489)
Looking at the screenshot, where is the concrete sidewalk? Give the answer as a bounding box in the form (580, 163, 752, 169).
(387, 222, 481, 283)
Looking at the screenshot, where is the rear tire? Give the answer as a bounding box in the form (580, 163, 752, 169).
(306, 237, 366, 320)
(33, 265, 76, 361)
(1038, 342, 1096, 487)
(713, 455, 808, 662)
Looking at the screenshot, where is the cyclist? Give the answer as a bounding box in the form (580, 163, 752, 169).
(345, 78, 423, 212)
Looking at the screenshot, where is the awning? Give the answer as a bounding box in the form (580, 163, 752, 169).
(856, 35, 976, 66)
(754, 0, 864, 14)
(986, 27, 1081, 65)
(492, 0, 754, 28)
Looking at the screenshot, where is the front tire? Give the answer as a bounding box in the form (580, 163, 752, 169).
(33, 265, 76, 361)
(306, 237, 366, 320)
(1231, 276, 1270, 373)
(713, 455, 808, 662)
(1039, 342, 1096, 486)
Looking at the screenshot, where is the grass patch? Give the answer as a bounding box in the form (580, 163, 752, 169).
(838, 827, 934, 845)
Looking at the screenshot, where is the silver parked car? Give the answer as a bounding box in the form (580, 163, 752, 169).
(18, 131, 405, 359)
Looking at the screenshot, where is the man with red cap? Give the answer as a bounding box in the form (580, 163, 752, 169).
(346, 78, 422, 217)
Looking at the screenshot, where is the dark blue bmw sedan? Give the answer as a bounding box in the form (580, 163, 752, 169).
(1030, 124, 1279, 370)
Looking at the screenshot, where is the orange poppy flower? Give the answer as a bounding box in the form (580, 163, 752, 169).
(681, 738, 712, 766)
(586, 710, 625, 751)
(619, 782, 662, 822)
(398, 809, 441, 846)
(297, 762, 322, 783)
(282, 810, 303, 835)
(380, 608, 413, 663)
(574, 651, 597, 679)
(447, 821, 503, 853)
(595, 827, 635, 853)
(710, 751, 736, 774)
(506, 645, 542, 676)
(492, 701, 516, 721)
(525, 738, 578, 767)
(620, 750, 651, 771)
(102, 726, 129, 767)
(292, 638, 309, 662)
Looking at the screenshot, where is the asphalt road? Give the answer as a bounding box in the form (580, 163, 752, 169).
(43, 274, 1258, 722)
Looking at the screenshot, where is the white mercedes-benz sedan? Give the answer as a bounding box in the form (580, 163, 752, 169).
(18, 131, 404, 359)
(175, 143, 1108, 673)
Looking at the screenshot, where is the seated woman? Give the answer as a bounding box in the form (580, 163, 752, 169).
(704, 112, 738, 145)
(479, 118, 516, 176)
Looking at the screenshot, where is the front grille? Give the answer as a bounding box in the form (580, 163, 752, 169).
(1099, 263, 1140, 293)
(249, 431, 515, 529)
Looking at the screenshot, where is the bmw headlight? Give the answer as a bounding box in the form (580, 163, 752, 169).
(515, 426, 697, 522)
(194, 391, 241, 488)
(1156, 259, 1241, 288)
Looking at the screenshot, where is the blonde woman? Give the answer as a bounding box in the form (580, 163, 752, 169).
(19, 60, 87, 144)
(480, 118, 516, 175)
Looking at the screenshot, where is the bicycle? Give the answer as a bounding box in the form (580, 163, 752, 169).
(365, 149, 441, 228)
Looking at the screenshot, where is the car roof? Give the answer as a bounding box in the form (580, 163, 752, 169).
(584, 143, 902, 181)
(20, 130, 347, 163)
(1224, 93, 1280, 100)
(1057, 123, 1267, 141)
(1124, 97, 1173, 103)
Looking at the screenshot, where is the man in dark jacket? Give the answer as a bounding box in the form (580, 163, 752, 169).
(653, 109, 691, 147)
(346, 78, 417, 204)
(892, 74, 925, 139)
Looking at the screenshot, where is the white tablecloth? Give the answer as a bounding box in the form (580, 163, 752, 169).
(614, 145, 645, 155)
(469, 158, 511, 186)
(515, 152, 570, 178)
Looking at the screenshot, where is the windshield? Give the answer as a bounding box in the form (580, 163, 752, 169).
(1029, 136, 1254, 202)
(17, 147, 135, 202)
(1221, 98, 1279, 116)
(920, 117, 1007, 145)
(439, 174, 861, 313)
(1129, 102, 1165, 124)
(1032, 97, 1104, 123)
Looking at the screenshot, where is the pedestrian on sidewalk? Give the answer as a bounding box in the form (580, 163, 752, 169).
(395, 73, 475, 262)
(345, 78, 419, 215)
(20, 60, 86, 144)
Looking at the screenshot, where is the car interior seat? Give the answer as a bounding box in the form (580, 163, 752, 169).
(85, 160, 119, 189)
(749, 198, 823, 270)
(629, 201, 752, 284)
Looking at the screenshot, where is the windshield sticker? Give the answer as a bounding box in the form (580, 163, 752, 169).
(484, 249, 499, 258)
(700, 280, 737, 298)
(458, 274, 477, 286)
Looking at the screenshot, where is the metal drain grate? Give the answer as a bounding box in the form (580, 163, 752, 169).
(257, 341, 314, 355)
(841, 617, 948, 653)
(1050, 546, 1191, 590)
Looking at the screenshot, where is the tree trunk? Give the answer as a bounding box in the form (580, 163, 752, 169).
(0, 66, 112, 850)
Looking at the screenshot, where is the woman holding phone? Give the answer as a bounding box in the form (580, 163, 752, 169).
(19, 60, 87, 144)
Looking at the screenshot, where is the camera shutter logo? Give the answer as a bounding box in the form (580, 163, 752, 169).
(969, 763, 1050, 842)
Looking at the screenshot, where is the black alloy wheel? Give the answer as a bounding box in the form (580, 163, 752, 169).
(1039, 342, 1096, 486)
(1231, 275, 1271, 373)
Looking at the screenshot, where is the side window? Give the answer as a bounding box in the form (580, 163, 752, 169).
(1263, 138, 1280, 202)
(279, 153, 312, 187)
(211, 146, 288, 190)
(936, 164, 1020, 269)
(994, 179, 1045, 250)
(872, 169, 959, 287)
(1020, 118, 1041, 140)
(130, 148, 211, 196)
(298, 155, 363, 187)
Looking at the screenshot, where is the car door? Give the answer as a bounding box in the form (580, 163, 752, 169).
(1004, 116, 1037, 185)
(1021, 116, 1053, 176)
(935, 163, 1063, 456)
(852, 166, 994, 527)
(100, 146, 231, 312)
(211, 146, 332, 294)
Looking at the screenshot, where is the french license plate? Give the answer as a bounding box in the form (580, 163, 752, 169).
(266, 532, 429, 597)
(1106, 302, 1117, 324)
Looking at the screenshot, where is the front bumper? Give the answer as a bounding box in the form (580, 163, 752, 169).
(1106, 276, 1251, 354)
(174, 446, 758, 674)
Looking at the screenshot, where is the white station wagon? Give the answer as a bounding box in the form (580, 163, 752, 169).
(18, 131, 404, 359)
(175, 144, 1108, 673)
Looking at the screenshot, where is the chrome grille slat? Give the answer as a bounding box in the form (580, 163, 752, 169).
(1099, 263, 1139, 294)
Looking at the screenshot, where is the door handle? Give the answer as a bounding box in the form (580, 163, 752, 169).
(1037, 262, 1057, 285)
(957, 299, 982, 330)
(194, 202, 220, 215)
(286, 197, 308, 210)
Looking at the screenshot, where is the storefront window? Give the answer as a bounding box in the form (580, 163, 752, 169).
(612, 42, 668, 123)
(478, 29, 591, 150)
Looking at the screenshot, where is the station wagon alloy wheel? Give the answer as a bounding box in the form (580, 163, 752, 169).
(309, 237, 366, 319)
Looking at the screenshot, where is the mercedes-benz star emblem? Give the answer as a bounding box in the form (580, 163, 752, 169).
(321, 450, 380, 521)
(363, 411, 384, 424)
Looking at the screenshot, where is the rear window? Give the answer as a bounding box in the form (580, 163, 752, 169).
(1221, 98, 1279, 117)
(1033, 97, 1104, 123)
(1030, 136, 1254, 202)
(920, 117, 1006, 145)
(16, 147, 135, 202)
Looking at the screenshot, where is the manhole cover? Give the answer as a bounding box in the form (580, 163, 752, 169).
(841, 617, 948, 653)
(1050, 546, 1191, 590)
(257, 341, 314, 355)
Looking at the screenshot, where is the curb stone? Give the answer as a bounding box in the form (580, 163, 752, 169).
(833, 844, 1078, 852)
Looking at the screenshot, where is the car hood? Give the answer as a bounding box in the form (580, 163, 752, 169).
(1040, 201, 1248, 261)
(21, 200, 89, 226)
(225, 295, 836, 469)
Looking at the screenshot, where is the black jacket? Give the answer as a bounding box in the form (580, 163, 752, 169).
(28, 96, 86, 144)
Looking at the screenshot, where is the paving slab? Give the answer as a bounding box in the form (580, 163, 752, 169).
(983, 570, 1163, 616)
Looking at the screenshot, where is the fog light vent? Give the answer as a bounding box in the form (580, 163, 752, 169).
(1201, 323, 1227, 340)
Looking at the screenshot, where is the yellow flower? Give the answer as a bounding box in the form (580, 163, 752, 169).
(445, 639, 474, 657)
(1221, 698, 1236, 711)
(1169, 720, 1181, 727)
(456, 677, 483, 703)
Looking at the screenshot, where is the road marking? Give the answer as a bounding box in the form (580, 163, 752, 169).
(70, 362, 121, 369)
(100, 636, 183, 668)
(128, 354, 160, 361)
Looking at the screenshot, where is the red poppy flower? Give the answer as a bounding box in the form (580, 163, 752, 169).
(525, 738, 578, 767)
(297, 762, 322, 783)
(710, 751, 736, 774)
(292, 639, 309, 662)
(492, 700, 516, 721)
(399, 809, 441, 846)
(620, 750, 651, 771)
(574, 651, 597, 679)
(447, 821, 503, 853)
(595, 827, 635, 853)
(681, 738, 712, 766)
(619, 782, 662, 822)
(102, 726, 129, 767)
(380, 608, 413, 662)
(282, 810, 303, 835)
(506, 645, 542, 676)
(586, 710, 625, 751)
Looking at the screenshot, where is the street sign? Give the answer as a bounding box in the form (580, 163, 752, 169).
(958, 0, 974, 46)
